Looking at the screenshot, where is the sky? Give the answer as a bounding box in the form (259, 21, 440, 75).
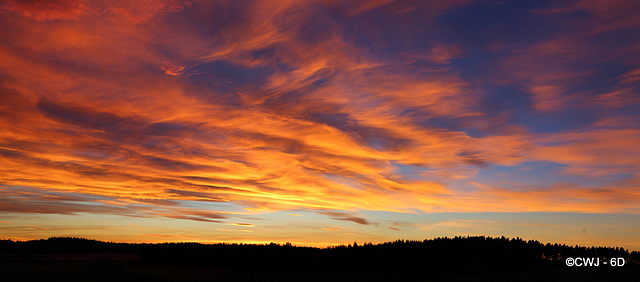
(0, 0, 639, 250)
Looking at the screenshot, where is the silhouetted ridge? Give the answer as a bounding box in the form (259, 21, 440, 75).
(1, 236, 638, 277)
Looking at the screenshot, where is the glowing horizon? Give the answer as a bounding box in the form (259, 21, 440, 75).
(1, 0, 639, 250)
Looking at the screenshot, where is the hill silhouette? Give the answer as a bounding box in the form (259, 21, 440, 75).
(1, 236, 639, 281)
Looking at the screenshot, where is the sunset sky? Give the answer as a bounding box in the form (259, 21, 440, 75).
(1, 0, 639, 250)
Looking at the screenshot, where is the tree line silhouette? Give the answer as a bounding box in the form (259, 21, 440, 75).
(1, 236, 639, 278)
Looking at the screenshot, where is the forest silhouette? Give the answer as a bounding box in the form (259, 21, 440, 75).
(1, 236, 639, 281)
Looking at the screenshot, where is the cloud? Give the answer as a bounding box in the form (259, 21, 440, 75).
(0, 0, 93, 22)
(161, 61, 185, 76)
(0, 185, 136, 215)
(0, 0, 638, 226)
(318, 211, 369, 225)
(138, 233, 198, 238)
(229, 223, 254, 227)
(464, 180, 640, 213)
(530, 129, 640, 176)
(528, 85, 569, 112)
(0, 185, 234, 223)
(535, 0, 640, 33)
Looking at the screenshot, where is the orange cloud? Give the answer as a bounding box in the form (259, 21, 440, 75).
(536, 0, 640, 33)
(530, 129, 640, 176)
(138, 233, 198, 238)
(229, 223, 254, 227)
(462, 180, 640, 213)
(0, 0, 93, 22)
(161, 61, 185, 76)
(0, 0, 638, 230)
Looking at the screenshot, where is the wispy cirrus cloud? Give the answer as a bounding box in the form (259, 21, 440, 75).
(0, 0, 639, 243)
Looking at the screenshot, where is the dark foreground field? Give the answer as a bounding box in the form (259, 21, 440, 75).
(1, 236, 639, 281)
